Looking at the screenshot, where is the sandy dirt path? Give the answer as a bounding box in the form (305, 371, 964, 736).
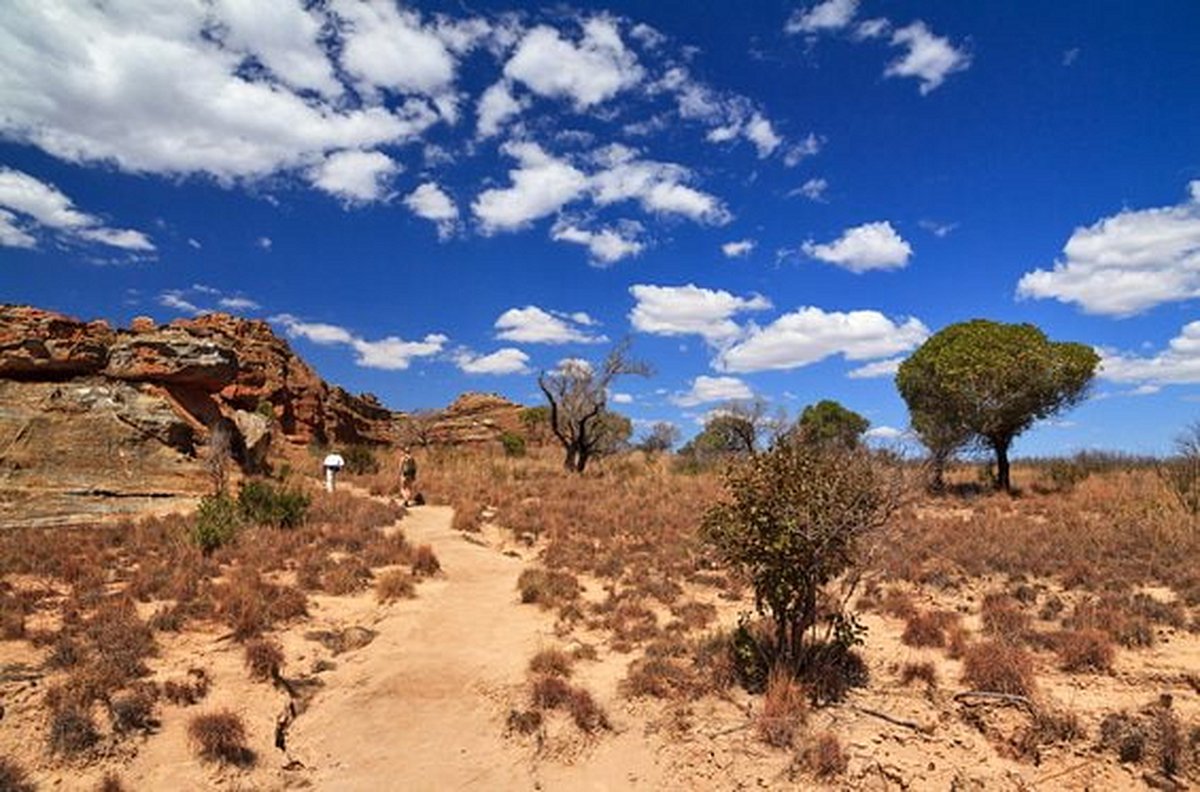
(286, 504, 559, 790)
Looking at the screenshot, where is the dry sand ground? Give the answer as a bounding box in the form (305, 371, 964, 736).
(6, 491, 1200, 790)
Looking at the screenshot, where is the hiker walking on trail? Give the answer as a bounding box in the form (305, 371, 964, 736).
(399, 447, 418, 506)
(323, 451, 345, 493)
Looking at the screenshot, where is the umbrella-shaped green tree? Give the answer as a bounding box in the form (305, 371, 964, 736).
(896, 320, 1099, 493)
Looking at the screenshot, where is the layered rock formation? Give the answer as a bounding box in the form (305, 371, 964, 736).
(0, 305, 394, 527)
(420, 392, 530, 446)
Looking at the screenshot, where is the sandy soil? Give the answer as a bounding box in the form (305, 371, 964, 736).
(6, 493, 1200, 790)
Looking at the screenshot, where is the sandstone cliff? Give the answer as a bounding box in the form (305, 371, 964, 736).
(0, 305, 394, 526)
(415, 392, 532, 446)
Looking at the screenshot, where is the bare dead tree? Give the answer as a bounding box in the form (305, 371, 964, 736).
(537, 340, 651, 473)
(207, 418, 235, 495)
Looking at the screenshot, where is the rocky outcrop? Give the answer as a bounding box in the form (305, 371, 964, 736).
(104, 330, 238, 390)
(0, 305, 398, 526)
(0, 305, 114, 379)
(424, 393, 529, 446)
(0, 378, 209, 527)
(177, 313, 393, 446)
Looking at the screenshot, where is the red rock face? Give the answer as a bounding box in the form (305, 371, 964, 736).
(0, 306, 400, 525)
(104, 330, 238, 391)
(0, 305, 114, 378)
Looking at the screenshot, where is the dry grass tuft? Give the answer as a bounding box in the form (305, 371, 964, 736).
(0, 757, 35, 792)
(517, 568, 581, 609)
(529, 648, 573, 678)
(980, 593, 1031, 644)
(757, 667, 808, 748)
(244, 638, 284, 682)
(188, 710, 254, 766)
(799, 731, 849, 778)
(47, 705, 99, 756)
(899, 661, 939, 689)
(902, 610, 959, 648)
(376, 570, 417, 602)
(961, 640, 1036, 696)
(1055, 628, 1115, 673)
(96, 774, 126, 792)
(529, 674, 610, 733)
(163, 668, 210, 706)
(411, 544, 441, 577)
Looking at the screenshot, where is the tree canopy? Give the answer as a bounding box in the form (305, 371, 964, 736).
(896, 319, 1099, 493)
(793, 400, 869, 450)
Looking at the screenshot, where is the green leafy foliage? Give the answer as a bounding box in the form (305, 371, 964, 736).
(701, 443, 897, 674)
(896, 320, 1099, 492)
(191, 493, 243, 553)
(237, 479, 309, 528)
(500, 431, 526, 457)
(793, 400, 869, 450)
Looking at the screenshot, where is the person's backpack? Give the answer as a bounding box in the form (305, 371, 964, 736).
(402, 455, 417, 478)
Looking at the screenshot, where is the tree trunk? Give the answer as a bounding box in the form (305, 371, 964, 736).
(563, 445, 577, 471)
(574, 446, 590, 473)
(992, 437, 1012, 493)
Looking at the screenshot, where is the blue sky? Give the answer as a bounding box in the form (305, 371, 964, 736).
(2, 0, 1199, 455)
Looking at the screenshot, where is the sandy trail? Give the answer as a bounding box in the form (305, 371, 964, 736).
(287, 503, 556, 790)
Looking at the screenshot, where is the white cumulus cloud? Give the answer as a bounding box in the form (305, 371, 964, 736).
(847, 356, 905, 379)
(802, 221, 912, 272)
(1017, 182, 1200, 316)
(671, 375, 754, 407)
(476, 80, 526, 139)
(472, 142, 590, 233)
(629, 284, 771, 344)
(551, 219, 645, 264)
(717, 307, 929, 373)
(494, 306, 606, 344)
(0, 167, 153, 251)
(722, 239, 756, 258)
(786, 0, 860, 35)
(405, 182, 459, 238)
(455, 347, 530, 375)
(273, 313, 446, 371)
(309, 150, 398, 204)
(334, 0, 458, 98)
(503, 18, 643, 110)
(885, 21, 971, 95)
(1098, 321, 1200, 386)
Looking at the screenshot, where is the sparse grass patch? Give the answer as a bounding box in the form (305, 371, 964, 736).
(1055, 628, 1115, 673)
(981, 593, 1030, 644)
(902, 610, 959, 648)
(799, 732, 848, 778)
(0, 757, 35, 792)
(517, 567, 581, 609)
(961, 640, 1036, 696)
(529, 648, 573, 678)
(48, 705, 99, 756)
(757, 667, 808, 748)
(376, 570, 417, 602)
(899, 661, 939, 689)
(244, 638, 284, 682)
(188, 710, 254, 766)
(411, 544, 441, 577)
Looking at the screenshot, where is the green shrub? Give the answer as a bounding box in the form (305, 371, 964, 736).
(237, 480, 309, 528)
(255, 400, 275, 420)
(192, 494, 243, 553)
(500, 431, 526, 458)
(343, 445, 380, 475)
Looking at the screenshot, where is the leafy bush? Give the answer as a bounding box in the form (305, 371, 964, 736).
(343, 445, 380, 475)
(237, 480, 309, 528)
(702, 443, 898, 674)
(191, 493, 243, 553)
(500, 431, 526, 458)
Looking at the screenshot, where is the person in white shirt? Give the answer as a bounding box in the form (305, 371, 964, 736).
(322, 451, 345, 493)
